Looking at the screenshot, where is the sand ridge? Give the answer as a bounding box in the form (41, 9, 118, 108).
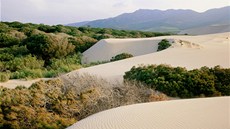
(68, 97, 230, 129)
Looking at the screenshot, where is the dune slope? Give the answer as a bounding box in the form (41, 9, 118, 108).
(68, 97, 230, 129)
(66, 32, 230, 82)
(82, 38, 170, 63)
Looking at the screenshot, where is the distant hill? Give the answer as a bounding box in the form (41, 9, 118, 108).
(68, 6, 230, 34)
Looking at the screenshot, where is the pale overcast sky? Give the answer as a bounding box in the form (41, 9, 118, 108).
(1, 0, 230, 25)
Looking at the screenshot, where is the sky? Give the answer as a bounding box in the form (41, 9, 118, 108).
(1, 0, 230, 25)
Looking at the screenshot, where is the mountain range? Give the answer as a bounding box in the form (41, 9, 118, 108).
(68, 6, 230, 34)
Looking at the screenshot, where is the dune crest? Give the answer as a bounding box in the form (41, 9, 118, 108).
(171, 39, 203, 49)
(68, 97, 230, 129)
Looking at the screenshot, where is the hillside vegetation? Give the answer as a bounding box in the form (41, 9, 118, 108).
(124, 64, 230, 98)
(0, 21, 171, 82)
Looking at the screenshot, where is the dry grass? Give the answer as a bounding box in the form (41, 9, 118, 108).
(60, 74, 169, 119)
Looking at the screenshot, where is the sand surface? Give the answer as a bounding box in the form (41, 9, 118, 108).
(68, 97, 230, 129)
(66, 32, 230, 83)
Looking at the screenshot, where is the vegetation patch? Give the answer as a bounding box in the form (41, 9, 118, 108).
(0, 74, 168, 128)
(157, 39, 171, 51)
(0, 21, 171, 82)
(110, 53, 134, 62)
(124, 64, 230, 98)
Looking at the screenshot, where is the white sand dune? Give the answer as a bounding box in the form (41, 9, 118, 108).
(82, 38, 174, 63)
(66, 32, 230, 82)
(68, 97, 230, 129)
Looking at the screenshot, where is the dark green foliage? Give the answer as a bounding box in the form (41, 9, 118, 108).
(4, 21, 25, 29)
(124, 64, 230, 98)
(23, 34, 75, 62)
(157, 39, 171, 51)
(0, 33, 20, 48)
(68, 36, 97, 53)
(0, 21, 170, 81)
(110, 53, 134, 62)
(0, 53, 14, 61)
(210, 66, 230, 95)
(22, 34, 48, 58)
(37, 24, 62, 33)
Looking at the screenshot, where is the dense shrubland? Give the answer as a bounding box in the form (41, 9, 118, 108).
(124, 64, 230, 98)
(0, 74, 168, 128)
(0, 21, 170, 82)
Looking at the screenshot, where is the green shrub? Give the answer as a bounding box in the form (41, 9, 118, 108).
(124, 64, 230, 98)
(48, 53, 82, 71)
(23, 34, 75, 62)
(68, 36, 97, 53)
(0, 33, 20, 48)
(211, 66, 230, 95)
(5, 55, 44, 71)
(157, 39, 171, 51)
(0, 61, 4, 72)
(10, 69, 43, 79)
(42, 70, 60, 78)
(110, 53, 133, 62)
(0, 53, 14, 61)
(0, 72, 10, 82)
(0, 46, 29, 58)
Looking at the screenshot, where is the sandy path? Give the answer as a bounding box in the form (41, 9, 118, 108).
(0, 78, 51, 89)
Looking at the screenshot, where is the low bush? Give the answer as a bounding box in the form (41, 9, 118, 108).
(0, 33, 20, 48)
(10, 69, 43, 80)
(5, 55, 44, 72)
(157, 39, 171, 51)
(110, 53, 134, 62)
(0, 72, 10, 82)
(124, 64, 230, 98)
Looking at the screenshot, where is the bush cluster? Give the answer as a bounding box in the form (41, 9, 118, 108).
(157, 39, 171, 51)
(0, 74, 168, 128)
(0, 21, 170, 82)
(110, 53, 134, 62)
(124, 64, 230, 98)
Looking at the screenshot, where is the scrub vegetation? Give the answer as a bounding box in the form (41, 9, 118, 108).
(0, 21, 170, 82)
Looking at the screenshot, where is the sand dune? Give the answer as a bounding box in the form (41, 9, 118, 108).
(82, 38, 172, 63)
(66, 32, 230, 83)
(68, 97, 230, 129)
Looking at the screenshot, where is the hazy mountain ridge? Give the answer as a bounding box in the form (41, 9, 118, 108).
(68, 6, 230, 34)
